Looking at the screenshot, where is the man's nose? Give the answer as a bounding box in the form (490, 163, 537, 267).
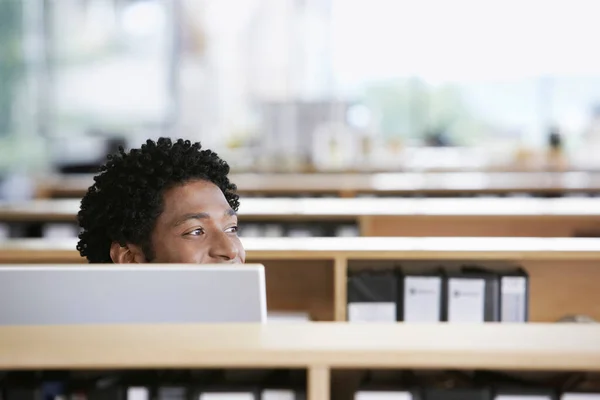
(207, 231, 239, 262)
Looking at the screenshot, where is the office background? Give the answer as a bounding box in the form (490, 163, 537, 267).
(2, 2, 600, 399)
(3, 0, 600, 180)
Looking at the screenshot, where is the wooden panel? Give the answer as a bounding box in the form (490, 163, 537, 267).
(308, 366, 330, 400)
(333, 257, 347, 322)
(362, 215, 600, 237)
(524, 260, 600, 322)
(1, 324, 600, 370)
(248, 259, 334, 322)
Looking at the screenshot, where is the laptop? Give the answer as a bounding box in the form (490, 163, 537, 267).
(0, 264, 267, 325)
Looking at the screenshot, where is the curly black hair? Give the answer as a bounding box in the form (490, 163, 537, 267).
(77, 137, 239, 263)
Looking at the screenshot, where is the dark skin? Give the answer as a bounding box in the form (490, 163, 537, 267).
(110, 179, 246, 264)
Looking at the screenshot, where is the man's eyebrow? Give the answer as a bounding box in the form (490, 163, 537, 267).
(173, 213, 210, 226)
(173, 209, 236, 226)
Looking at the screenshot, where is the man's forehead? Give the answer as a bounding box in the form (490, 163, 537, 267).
(160, 181, 233, 217)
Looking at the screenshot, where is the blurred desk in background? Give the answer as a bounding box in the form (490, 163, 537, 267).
(36, 171, 600, 199)
(1, 236, 600, 323)
(3, 197, 600, 238)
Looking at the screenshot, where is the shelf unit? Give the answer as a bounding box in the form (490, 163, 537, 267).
(1, 237, 600, 323)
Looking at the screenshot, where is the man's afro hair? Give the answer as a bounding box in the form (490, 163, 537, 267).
(76, 137, 239, 263)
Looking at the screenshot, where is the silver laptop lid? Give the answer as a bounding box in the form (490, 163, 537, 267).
(0, 264, 267, 325)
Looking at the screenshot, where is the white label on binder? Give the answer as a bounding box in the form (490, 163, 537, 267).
(262, 390, 295, 400)
(496, 396, 552, 400)
(355, 391, 412, 400)
(128, 388, 149, 400)
(501, 276, 527, 322)
(403, 276, 441, 322)
(201, 394, 254, 400)
(562, 395, 600, 400)
(447, 278, 485, 322)
(348, 302, 396, 322)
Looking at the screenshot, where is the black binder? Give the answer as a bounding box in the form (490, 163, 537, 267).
(398, 269, 444, 323)
(3, 373, 41, 400)
(41, 380, 66, 400)
(4, 389, 40, 400)
(425, 388, 492, 400)
(347, 268, 399, 322)
(67, 373, 124, 400)
(445, 267, 500, 322)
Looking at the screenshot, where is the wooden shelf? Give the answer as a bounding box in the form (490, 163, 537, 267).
(5, 197, 600, 238)
(4, 197, 600, 221)
(36, 171, 600, 198)
(1, 323, 599, 371)
(1, 237, 600, 262)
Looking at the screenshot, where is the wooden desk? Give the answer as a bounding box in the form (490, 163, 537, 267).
(1, 237, 600, 323)
(36, 171, 600, 198)
(1, 324, 599, 400)
(3, 197, 600, 237)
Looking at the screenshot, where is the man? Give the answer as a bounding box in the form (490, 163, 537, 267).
(77, 137, 245, 264)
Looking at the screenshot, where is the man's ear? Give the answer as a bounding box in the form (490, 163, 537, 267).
(110, 242, 147, 263)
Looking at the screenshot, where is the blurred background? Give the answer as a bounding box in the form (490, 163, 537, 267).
(3, 0, 600, 183)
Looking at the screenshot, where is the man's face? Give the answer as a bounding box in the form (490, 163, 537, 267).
(148, 179, 245, 264)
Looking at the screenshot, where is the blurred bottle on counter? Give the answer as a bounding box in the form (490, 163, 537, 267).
(546, 126, 568, 171)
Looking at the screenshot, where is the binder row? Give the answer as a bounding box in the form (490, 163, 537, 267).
(353, 371, 600, 400)
(355, 387, 600, 400)
(0, 371, 305, 400)
(347, 266, 529, 323)
(2, 222, 360, 239)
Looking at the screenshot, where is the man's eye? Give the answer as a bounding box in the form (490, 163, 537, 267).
(187, 228, 204, 236)
(226, 226, 238, 234)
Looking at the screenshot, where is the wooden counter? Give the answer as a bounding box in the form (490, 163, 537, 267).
(36, 171, 600, 198)
(3, 197, 600, 237)
(1, 323, 599, 371)
(1, 323, 599, 400)
(1, 237, 600, 323)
